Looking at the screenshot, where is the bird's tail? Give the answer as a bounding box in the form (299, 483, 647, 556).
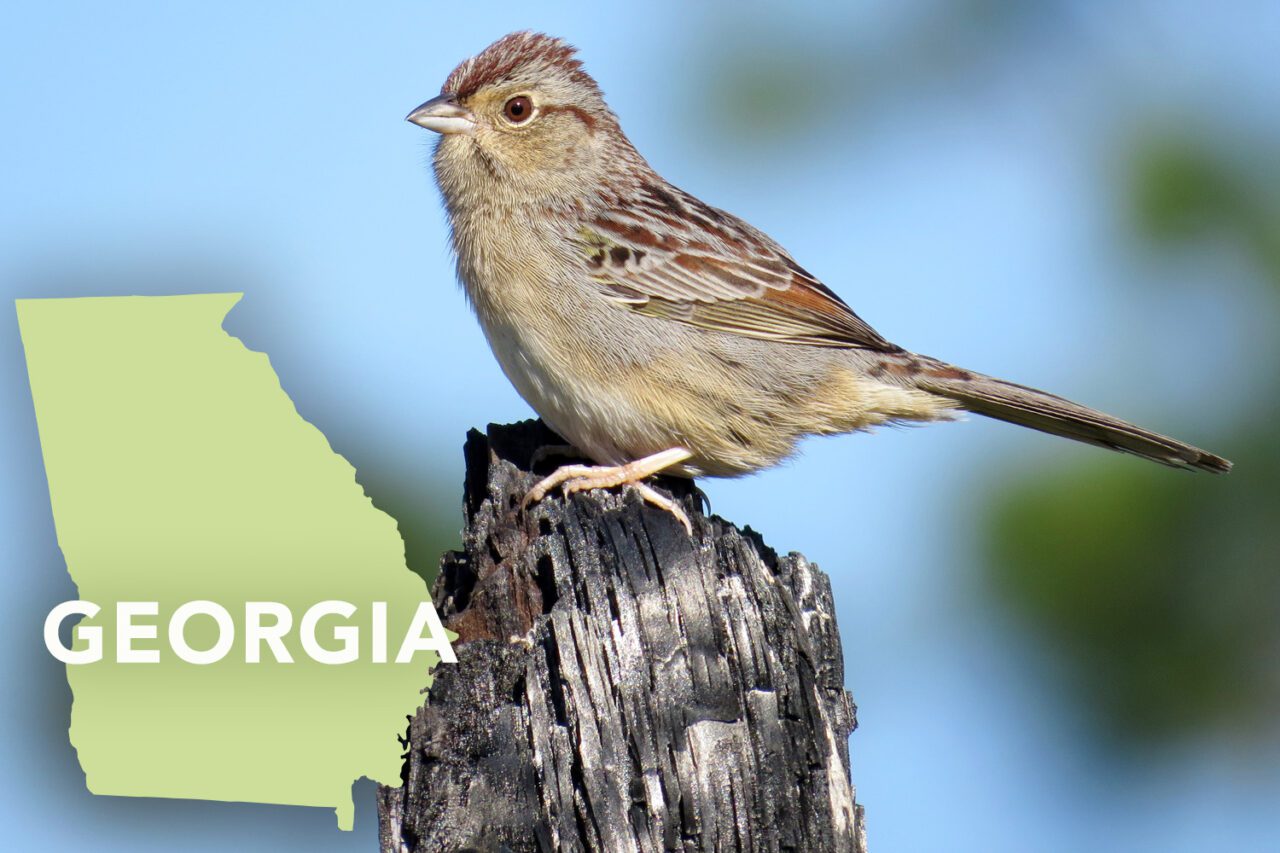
(911, 358, 1232, 473)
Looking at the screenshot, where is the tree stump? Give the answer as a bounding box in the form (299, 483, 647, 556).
(378, 420, 865, 852)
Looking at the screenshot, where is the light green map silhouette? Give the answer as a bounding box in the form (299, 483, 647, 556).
(16, 293, 439, 830)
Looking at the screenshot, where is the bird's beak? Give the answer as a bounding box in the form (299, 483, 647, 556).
(406, 93, 475, 135)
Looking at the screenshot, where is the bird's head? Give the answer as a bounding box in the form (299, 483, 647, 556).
(409, 32, 633, 209)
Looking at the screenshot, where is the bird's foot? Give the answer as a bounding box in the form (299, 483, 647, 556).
(522, 447, 695, 534)
(626, 482, 693, 535)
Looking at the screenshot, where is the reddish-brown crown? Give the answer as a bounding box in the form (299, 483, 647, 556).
(443, 31, 598, 100)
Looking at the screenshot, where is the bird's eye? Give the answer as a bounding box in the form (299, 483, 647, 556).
(503, 96, 533, 124)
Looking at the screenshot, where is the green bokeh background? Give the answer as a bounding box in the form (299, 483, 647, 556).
(2, 2, 1276, 851)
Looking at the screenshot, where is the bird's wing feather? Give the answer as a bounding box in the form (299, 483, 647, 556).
(579, 182, 902, 352)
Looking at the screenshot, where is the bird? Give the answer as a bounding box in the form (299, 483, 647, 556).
(406, 31, 1231, 533)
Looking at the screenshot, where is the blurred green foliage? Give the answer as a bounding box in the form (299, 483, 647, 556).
(356, 458, 461, 588)
(988, 450, 1280, 745)
(1130, 131, 1280, 285)
(693, 1, 1061, 149)
(693, 3, 1280, 751)
(985, 127, 1280, 749)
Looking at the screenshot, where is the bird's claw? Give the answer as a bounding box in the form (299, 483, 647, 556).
(521, 448, 696, 535)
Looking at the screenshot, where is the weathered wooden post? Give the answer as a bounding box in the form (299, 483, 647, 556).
(378, 420, 865, 852)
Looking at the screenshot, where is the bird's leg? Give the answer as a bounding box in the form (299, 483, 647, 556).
(529, 443, 582, 469)
(522, 447, 695, 533)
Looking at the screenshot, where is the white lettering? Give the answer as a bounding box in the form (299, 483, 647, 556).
(42, 600, 456, 665)
(117, 601, 160, 663)
(395, 602, 457, 664)
(43, 600, 102, 664)
(371, 601, 387, 664)
(245, 602, 294, 663)
(169, 601, 235, 665)
(300, 600, 359, 664)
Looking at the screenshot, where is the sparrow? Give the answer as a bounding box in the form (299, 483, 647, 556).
(407, 31, 1231, 533)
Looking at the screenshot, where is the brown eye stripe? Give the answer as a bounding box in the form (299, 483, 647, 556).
(540, 104, 598, 132)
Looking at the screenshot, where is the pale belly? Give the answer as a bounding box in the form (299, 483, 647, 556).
(479, 314, 682, 470)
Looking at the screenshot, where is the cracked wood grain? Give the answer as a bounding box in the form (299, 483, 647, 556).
(378, 420, 865, 853)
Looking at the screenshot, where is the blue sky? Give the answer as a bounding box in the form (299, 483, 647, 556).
(2, 2, 1277, 851)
